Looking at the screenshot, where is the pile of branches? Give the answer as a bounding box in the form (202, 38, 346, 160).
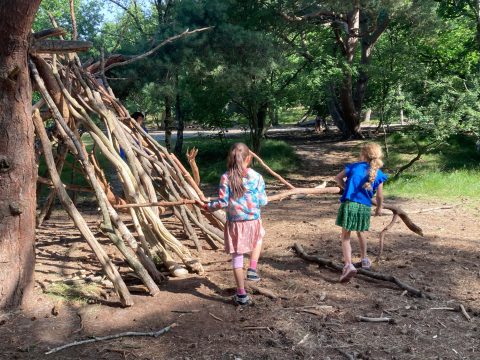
(31, 30, 227, 306)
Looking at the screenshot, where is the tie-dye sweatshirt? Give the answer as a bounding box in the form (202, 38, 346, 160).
(207, 168, 268, 221)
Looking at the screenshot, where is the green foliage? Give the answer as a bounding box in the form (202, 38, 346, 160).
(33, 0, 103, 41)
(181, 138, 299, 184)
(31, 0, 480, 160)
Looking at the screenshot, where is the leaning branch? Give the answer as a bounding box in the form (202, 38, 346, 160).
(102, 27, 212, 73)
(249, 150, 295, 189)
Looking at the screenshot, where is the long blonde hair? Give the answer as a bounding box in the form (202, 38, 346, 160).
(227, 142, 250, 199)
(361, 143, 384, 191)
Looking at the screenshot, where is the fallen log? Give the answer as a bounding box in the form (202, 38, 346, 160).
(293, 243, 433, 299)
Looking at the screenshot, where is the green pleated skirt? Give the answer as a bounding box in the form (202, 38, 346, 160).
(336, 201, 371, 232)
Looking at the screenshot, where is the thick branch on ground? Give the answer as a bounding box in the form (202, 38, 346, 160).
(30, 40, 92, 54)
(293, 243, 433, 299)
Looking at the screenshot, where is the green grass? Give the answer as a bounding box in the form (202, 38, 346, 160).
(278, 107, 306, 124)
(181, 137, 299, 184)
(381, 133, 480, 200)
(46, 282, 102, 304)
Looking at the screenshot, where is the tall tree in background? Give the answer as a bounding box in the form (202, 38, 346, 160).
(278, 0, 415, 138)
(0, 0, 42, 309)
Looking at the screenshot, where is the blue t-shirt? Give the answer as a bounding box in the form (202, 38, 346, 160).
(120, 125, 148, 160)
(340, 162, 388, 206)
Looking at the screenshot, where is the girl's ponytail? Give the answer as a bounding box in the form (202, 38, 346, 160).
(227, 143, 250, 199)
(361, 143, 384, 191)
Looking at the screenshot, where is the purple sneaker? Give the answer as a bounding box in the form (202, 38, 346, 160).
(361, 258, 372, 270)
(340, 264, 357, 283)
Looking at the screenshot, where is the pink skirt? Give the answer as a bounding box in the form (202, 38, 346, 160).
(224, 219, 265, 254)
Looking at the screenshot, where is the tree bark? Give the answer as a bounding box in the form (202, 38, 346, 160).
(327, 4, 388, 139)
(0, 0, 42, 309)
(250, 104, 268, 154)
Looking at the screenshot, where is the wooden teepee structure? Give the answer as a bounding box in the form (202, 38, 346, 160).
(31, 27, 228, 306)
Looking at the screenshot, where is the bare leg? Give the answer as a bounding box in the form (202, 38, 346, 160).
(356, 231, 367, 259)
(250, 241, 262, 266)
(341, 228, 352, 265)
(233, 268, 245, 290)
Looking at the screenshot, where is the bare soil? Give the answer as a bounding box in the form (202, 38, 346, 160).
(1, 132, 479, 360)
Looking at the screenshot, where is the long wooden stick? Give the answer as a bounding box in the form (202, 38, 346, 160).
(293, 243, 433, 299)
(372, 199, 423, 237)
(268, 186, 340, 201)
(103, 27, 212, 72)
(45, 323, 176, 354)
(33, 110, 133, 307)
(357, 316, 395, 324)
(377, 214, 398, 261)
(113, 199, 196, 209)
(250, 150, 295, 189)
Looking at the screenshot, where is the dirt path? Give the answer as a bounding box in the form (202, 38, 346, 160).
(1, 133, 479, 360)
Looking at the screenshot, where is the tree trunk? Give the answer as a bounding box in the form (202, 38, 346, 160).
(269, 106, 279, 126)
(364, 108, 372, 123)
(0, 0, 42, 309)
(174, 86, 184, 156)
(250, 104, 268, 154)
(164, 96, 172, 152)
(328, 4, 388, 139)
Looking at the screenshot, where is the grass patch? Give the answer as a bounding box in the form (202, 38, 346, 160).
(382, 133, 480, 200)
(46, 282, 102, 304)
(181, 137, 299, 184)
(278, 107, 306, 124)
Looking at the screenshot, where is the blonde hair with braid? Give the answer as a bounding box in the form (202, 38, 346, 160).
(361, 143, 384, 191)
(227, 142, 251, 199)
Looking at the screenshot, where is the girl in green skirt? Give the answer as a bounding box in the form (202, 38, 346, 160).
(335, 143, 388, 283)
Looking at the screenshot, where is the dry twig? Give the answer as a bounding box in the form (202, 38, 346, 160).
(208, 313, 224, 322)
(45, 323, 176, 354)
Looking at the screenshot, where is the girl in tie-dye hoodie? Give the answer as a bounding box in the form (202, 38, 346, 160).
(199, 143, 267, 306)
